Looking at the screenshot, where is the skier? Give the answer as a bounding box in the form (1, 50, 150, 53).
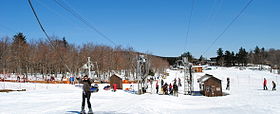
(50, 76, 55, 82)
(178, 78, 182, 87)
(226, 77, 230, 90)
(161, 79, 164, 87)
(70, 76, 75, 85)
(163, 83, 168, 95)
(17, 76, 20, 82)
(173, 82, 178, 97)
(76, 76, 81, 84)
(156, 81, 159, 94)
(169, 83, 173, 95)
(263, 78, 268, 90)
(78, 75, 94, 114)
(113, 83, 117, 92)
(272, 81, 276, 91)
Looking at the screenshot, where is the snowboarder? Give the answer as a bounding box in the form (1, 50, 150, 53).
(272, 81, 276, 91)
(156, 81, 159, 94)
(78, 75, 94, 114)
(263, 78, 268, 90)
(226, 77, 230, 90)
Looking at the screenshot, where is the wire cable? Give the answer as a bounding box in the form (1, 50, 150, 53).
(0, 24, 15, 33)
(28, 0, 72, 73)
(53, 0, 117, 46)
(184, 0, 196, 51)
(201, 0, 254, 56)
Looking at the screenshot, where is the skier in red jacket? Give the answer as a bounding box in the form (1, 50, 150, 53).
(169, 83, 173, 95)
(263, 78, 268, 90)
(156, 81, 159, 94)
(113, 84, 117, 92)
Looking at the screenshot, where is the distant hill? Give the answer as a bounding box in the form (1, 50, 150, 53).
(159, 56, 180, 65)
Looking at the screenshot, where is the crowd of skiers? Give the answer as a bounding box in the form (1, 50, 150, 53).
(263, 78, 276, 91)
(155, 78, 182, 96)
(65, 74, 278, 114)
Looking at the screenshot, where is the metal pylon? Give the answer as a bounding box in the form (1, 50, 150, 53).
(137, 55, 148, 94)
(183, 57, 193, 95)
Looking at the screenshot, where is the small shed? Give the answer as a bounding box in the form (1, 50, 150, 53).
(271, 65, 280, 74)
(192, 66, 203, 72)
(110, 74, 123, 89)
(197, 74, 222, 97)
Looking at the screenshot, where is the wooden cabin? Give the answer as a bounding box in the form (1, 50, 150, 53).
(192, 66, 203, 73)
(110, 74, 123, 89)
(271, 65, 280, 74)
(197, 74, 222, 97)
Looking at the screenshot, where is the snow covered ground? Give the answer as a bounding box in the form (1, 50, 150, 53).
(1, 67, 280, 114)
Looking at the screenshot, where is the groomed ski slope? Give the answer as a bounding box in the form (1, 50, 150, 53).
(0, 67, 279, 114)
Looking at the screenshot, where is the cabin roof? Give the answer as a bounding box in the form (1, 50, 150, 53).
(110, 74, 122, 79)
(197, 74, 221, 83)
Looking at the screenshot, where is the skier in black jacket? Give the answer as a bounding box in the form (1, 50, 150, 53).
(272, 81, 276, 91)
(78, 75, 94, 114)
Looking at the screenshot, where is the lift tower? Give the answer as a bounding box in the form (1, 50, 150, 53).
(182, 57, 193, 95)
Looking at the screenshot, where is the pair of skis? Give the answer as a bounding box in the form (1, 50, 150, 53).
(66, 111, 93, 114)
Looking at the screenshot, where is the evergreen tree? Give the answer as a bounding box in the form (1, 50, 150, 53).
(199, 55, 206, 65)
(231, 51, 236, 66)
(224, 50, 232, 67)
(254, 46, 260, 64)
(237, 47, 248, 66)
(216, 48, 224, 66)
(260, 47, 267, 64)
(11, 33, 29, 75)
(217, 48, 223, 57)
(254, 46, 260, 54)
(62, 37, 68, 48)
(12, 32, 27, 45)
(180, 51, 193, 62)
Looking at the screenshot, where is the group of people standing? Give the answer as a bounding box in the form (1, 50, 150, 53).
(263, 78, 276, 91)
(155, 78, 181, 96)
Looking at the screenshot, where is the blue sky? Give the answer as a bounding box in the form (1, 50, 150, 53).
(0, 0, 279, 58)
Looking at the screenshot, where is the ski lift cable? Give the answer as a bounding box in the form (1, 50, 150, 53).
(0, 24, 16, 33)
(184, 0, 196, 52)
(201, 0, 254, 56)
(203, 0, 224, 35)
(34, 0, 78, 25)
(27, 0, 72, 73)
(53, 0, 117, 46)
(53, 0, 117, 71)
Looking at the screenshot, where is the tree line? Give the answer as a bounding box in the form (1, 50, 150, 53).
(0, 33, 169, 81)
(177, 46, 280, 68)
(215, 46, 280, 68)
